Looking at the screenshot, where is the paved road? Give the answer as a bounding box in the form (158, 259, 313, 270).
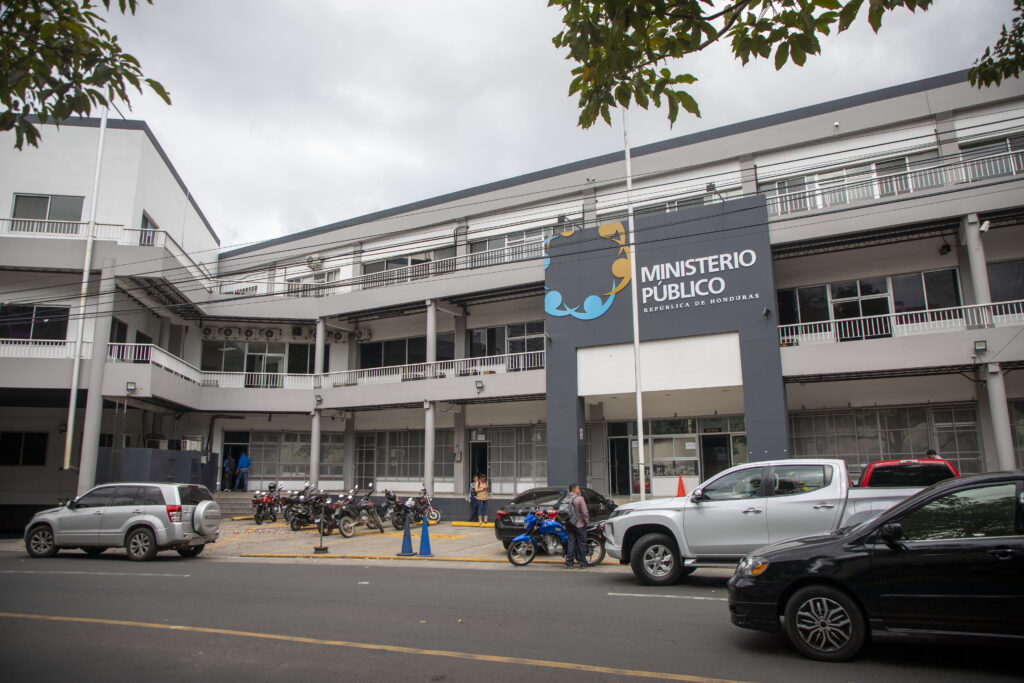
(0, 549, 1018, 682)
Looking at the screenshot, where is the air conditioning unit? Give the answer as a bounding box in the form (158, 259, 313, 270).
(291, 325, 305, 338)
(306, 253, 324, 271)
(262, 328, 282, 341)
(201, 326, 216, 338)
(220, 326, 242, 339)
(243, 328, 257, 340)
(330, 330, 346, 342)
(356, 329, 371, 342)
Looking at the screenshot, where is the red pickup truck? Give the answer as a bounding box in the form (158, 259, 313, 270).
(858, 457, 960, 487)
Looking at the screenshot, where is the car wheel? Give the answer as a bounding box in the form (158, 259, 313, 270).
(630, 533, 681, 586)
(176, 545, 204, 557)
(82, 547, 106, 556)
(784, 585, 866, 662)
(26, 525, 58, 558)
(501, 540, 511, 549)
(125, 527, 158, 561)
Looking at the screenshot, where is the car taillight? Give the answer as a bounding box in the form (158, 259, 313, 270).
(166, 505, 182, 523)
(496, 510, 507, 520)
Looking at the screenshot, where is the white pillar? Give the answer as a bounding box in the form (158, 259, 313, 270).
(310, 318, 326, 486)
(77, 258, 116, 495)
(424, 400, 435, 495)
(426, 299, 437, 365)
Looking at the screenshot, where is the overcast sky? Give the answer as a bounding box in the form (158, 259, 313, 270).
(102, 1, 1017, 250)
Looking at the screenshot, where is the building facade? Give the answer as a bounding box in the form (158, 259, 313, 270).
(2, 71, 1023, 525)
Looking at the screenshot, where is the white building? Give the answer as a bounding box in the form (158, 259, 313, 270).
(1, 71, 1022, 526)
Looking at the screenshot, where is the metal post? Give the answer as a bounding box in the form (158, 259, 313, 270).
(64, 108, 108, 470)
(622, 109, 647, 501)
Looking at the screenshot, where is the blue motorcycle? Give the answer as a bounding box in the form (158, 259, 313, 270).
(506, 506, 606, 566)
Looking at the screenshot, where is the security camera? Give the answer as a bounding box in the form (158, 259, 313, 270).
(979, 220, 990, 233)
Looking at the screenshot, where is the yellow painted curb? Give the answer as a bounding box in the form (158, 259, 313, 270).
(450, 521, 494, 528)
(239, 552, 608, 565)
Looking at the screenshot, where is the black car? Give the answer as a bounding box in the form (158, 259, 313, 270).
(728, 471, 1024, 662)
(494, 486, 617, 548)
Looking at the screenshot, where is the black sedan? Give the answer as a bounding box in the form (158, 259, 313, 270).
(494, 486, 617, 548)
(727, 470, 1024, 662)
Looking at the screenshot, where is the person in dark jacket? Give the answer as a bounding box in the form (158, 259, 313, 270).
(222, 454, 235, 491)
(564, 484, 590, 568)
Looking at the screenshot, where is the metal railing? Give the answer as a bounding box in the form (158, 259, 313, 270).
(0, 218, 124, 240)
(778, 299, 1024, 346)
(763, 148, 1024, 218)
(321, 350, 546, 387)
(0, 338, 91, 359)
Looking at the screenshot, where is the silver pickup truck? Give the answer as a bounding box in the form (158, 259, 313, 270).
(604, 459, 919, 585)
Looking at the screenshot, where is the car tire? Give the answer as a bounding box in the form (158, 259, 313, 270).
(125, 527, 158, 562)
(26, 525, 59, 558)
(501, 540, 511, 549)
(176, 545, 204, 557)
(630, 533, 681, 586)
(82, 546, 106, 556)
(784, 585, 866, 662)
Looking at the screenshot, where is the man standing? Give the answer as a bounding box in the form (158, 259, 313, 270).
(234, 451, 251, 491)
(564, 484, 590, 568)
(222, 453, 235, 491)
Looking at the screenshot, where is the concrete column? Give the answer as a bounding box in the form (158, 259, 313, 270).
(158, 317, 171, 350)
(78, 259, 116, 495)
(426, 299, 437, 363)
(582, 185, 597, 230)
(454, 314, 467, 360)
(310, 318, 326, 486)
(343, 413, 356, 489)
(739, 155, 758, 196)
(424, 400, 435, 495)
(455, 220, 469, 257)
(984, 364, 1017, 471)
(961, 214, 993, 305)
(453, 407, 467, 494)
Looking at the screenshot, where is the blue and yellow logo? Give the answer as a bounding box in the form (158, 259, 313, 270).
(544, 222, 631, 321)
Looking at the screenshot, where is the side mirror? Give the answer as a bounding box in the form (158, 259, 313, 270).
(690, 490, 705, 503)
(66, 499, 77, 510)
(879, 522, 903, 545)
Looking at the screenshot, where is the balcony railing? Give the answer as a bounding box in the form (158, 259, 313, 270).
(762, 148, 1024, 218)
(778, 299, 1024, 346)
(321, 351, 546, 387)
(216, 241, 546, 300)
(0, 338, 91, 358)
(102, 344, 545, 392)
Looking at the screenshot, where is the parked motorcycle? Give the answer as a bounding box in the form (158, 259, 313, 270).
(316, 493, 356, 538)
(393, 485, 442, 528)
(353, 484, 385, 533)
(382, 489, 406, 530)
(506, 503, 606, 567)
(252, 483, 280, 525)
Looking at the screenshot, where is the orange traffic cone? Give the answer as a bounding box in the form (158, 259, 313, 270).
(676, 476, 686, 497)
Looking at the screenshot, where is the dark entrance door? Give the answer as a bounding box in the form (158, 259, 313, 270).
(609, 439, 631, 496)
(470, 442, 488, 480)
(700, 434, 731, 481)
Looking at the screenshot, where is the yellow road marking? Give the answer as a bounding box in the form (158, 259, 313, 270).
(0, 611, 753, 682)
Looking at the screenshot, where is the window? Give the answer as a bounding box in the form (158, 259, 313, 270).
(201, 340, 245, 372)
(988, 260, 1024, 302)
(830, 277, 891, 340)
(286, 342, 330, 374)
(109, 318, 128, 344)
(898, 484, 1019, 541)
(0, 304, 69, 340)
(358, 333, 454, 369)
(139, 213, 158, 246)
(75, 487, 113, 508)
(701, 467, 764, 500)
(469, 322, 544, 359)
(0, 432, 47, 466)
(11, 194, 84, 233)
(361, 247, 456, 285)
(770, 464, 833, 496)
(286, 269, 339, 298)
(960, 135, 1024, 181)
(111, 486, 139, 506)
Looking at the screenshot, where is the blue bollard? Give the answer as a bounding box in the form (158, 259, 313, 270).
(397, 513, 416, 556)
(418, 514, 433, 557)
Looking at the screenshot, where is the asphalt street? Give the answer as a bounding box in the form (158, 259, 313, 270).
(0, 547, 1018, 683)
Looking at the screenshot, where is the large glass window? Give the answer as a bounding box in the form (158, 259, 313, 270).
(701, 467, 764, 501)
(0, 431, 47, 466)
(988, 260, 1024, 302)
(0, 304, 69, 340)
(358, 332, 455, 369)
(12, 193, 84, 233)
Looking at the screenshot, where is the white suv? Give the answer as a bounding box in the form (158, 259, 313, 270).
(25, 483, 221, 561)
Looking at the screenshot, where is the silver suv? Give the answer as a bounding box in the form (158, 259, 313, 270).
(24, 483, 221, 561)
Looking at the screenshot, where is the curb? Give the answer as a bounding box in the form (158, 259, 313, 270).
(450, 521, 493, 528)
(238, 552, 604, 564)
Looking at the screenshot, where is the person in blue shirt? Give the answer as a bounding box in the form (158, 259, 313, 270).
(234, 452, 251, 491)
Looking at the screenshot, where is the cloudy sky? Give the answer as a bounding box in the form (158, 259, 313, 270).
(102, 1, 1017, 250)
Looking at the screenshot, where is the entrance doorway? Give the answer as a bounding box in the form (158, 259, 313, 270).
(609, 439, 631, 496)
(700, 434, 731, 481)
(470, 442, 488, 480)
(221, 431, 250, 491)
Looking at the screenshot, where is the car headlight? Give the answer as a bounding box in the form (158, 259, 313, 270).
(737, 555, 770, 577)
(609, 507, 634, 519)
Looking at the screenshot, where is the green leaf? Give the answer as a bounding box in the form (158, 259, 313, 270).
(838, 0, 864, 31)
(774, 42, 790, 70)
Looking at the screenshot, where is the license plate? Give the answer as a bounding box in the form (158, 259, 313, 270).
(511, 515, 525, 524)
